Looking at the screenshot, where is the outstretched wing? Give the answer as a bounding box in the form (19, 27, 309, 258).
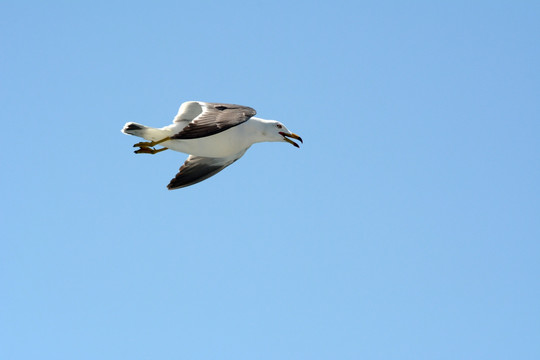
(171, 102, 256, 140)
(167, 150, 247, 190)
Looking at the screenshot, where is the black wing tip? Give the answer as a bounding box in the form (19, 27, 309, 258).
(167, 181, 185, 190)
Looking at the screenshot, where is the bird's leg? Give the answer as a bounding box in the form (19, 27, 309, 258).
(134, 146, 168, 155)
(133, 136, 171, 148)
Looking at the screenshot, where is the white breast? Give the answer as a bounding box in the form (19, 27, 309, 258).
(161, 122, 258, 157)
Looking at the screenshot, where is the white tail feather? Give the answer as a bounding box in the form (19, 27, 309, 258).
(122, 122, 169, 141)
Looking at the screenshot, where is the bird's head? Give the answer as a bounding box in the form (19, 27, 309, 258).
(264, 121, 303, 148)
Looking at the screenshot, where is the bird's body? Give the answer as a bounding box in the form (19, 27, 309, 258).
(133, 117, 273, 158)
(122, 101, 302, 189)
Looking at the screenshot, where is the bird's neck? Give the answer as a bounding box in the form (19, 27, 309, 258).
(243, 117, 273, 144)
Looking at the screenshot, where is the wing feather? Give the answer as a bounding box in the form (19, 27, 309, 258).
(172, 101, 204, 123)
(171, 102, 256, 140)
(167, 150, 247, 190)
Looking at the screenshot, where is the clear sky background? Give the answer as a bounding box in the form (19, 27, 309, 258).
(1, 1, 539, 359)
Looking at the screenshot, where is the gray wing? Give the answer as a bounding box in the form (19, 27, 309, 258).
(170, 102, 256, 140)
(167, 150, 247, 190)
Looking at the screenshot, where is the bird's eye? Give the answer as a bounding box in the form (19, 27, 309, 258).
(276, 124, 283, 129)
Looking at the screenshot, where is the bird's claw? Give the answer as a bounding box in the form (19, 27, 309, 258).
(134, 146, 154, 154)
(133, 141, 155, 148)
(134, 146, 167, 155)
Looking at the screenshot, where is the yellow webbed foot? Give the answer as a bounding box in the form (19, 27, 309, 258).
(134, 146, 168, 155)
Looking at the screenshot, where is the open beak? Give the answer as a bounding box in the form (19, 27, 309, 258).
(279, 132, 303, 148)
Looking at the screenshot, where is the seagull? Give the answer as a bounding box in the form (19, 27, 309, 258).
(122, 101, 303, 189)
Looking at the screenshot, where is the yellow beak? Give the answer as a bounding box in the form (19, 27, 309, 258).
(280, 132, 303, 148)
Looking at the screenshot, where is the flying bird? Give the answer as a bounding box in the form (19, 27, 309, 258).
(122, 101, 303, 189)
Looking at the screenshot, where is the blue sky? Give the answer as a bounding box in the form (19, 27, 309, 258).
(1, 1, 539, 359)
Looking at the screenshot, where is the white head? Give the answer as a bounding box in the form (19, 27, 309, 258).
(260, 120, 303, 148)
